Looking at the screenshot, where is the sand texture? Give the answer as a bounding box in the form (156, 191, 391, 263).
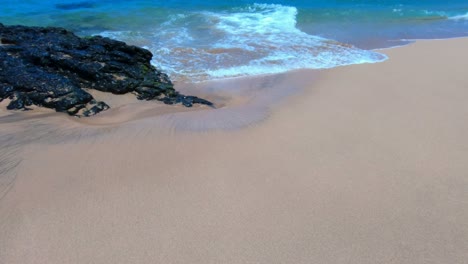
(1, 38, 468, 263)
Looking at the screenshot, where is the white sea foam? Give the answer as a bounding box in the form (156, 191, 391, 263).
(449, 12, 468, 20)
(197, 4, 386, 80)
(100, 4, 387, 82)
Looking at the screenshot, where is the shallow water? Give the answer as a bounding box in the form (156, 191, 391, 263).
(1, 0, 467, 82)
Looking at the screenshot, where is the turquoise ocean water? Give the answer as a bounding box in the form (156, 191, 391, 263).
(1, 1, 468, 82)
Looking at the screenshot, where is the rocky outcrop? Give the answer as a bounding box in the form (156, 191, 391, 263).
(0, 23, 212, 116)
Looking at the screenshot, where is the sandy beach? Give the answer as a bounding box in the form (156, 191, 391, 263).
(1, 38, 468, 263)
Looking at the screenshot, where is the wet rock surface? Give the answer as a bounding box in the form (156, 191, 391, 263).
(0, 23, 213, 116)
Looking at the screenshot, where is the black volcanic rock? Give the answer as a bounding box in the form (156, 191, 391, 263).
(0, 23, 213, 116)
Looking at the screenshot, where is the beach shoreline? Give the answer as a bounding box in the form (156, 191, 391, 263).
(1, 37, 468, 263)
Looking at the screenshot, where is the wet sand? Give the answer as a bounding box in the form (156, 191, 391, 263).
(1, 38, 468, 263)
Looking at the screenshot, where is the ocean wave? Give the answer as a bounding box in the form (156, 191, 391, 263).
(449, 12, 468, 20)
(100, 3, 387, 82)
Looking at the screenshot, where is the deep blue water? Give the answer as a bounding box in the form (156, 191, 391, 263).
(1, 1, 468, 82)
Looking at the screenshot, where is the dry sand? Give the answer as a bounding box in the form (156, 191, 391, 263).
(1, 38, 468, 263)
